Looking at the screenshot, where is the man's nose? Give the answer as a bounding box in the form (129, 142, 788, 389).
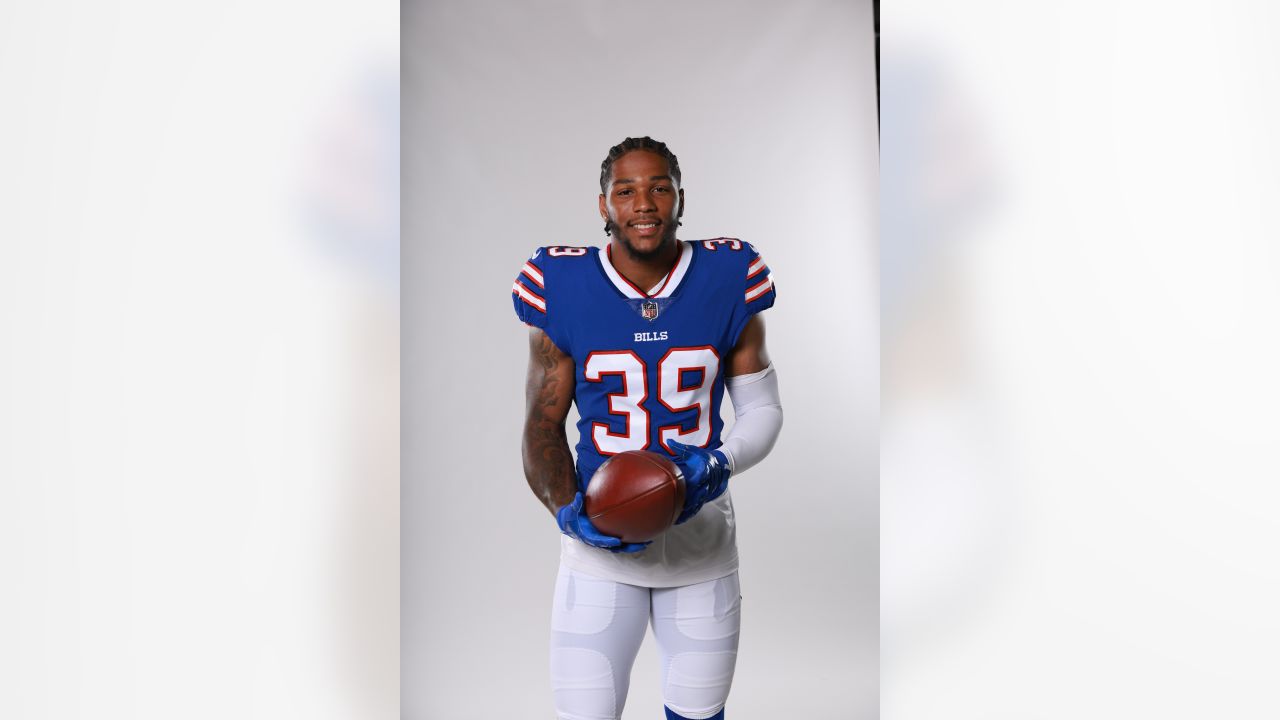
(634, 191, 656, 211)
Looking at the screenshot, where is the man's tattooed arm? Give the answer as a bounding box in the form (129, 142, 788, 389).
(522, 328, 578, 515)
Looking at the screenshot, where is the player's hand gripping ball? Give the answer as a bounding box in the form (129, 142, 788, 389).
(556, 492, 650, 553)
(667, 441, 732, 525)
(583, 451, 688, 543)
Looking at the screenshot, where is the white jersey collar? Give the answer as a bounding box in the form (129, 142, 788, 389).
(600, 241, 692, 299)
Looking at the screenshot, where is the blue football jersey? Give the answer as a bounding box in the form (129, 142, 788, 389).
(513, 238, 777, 486)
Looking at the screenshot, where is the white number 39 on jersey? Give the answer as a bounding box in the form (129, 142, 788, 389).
(583, 347, 720, 454)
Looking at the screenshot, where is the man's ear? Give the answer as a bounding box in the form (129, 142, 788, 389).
(598, 193, 608, 221)
(677, 188, 685, 218)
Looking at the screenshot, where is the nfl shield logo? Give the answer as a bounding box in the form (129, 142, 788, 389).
(641, 300, 659, 321)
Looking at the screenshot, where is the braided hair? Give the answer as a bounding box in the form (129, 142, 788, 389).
(599, 136, 682, 193)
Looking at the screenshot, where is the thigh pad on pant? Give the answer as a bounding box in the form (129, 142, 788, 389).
(651, 572, 742, 720)
(549, 567, 650, 720)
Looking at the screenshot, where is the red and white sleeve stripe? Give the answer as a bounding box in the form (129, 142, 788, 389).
(512, 279, 546, 312)
(745, 275, 773, 303)
(520, 261, 544, 288)
(745, 253, 774, 303)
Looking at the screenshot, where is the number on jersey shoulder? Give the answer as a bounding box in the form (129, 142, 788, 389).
(702, 238, 743, 251)
(548, 246, 589, 257)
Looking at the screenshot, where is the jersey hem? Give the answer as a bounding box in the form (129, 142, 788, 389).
(559, 551, 740, 589)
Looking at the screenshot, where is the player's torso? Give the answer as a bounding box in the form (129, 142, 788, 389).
(541, 242, 744, 482)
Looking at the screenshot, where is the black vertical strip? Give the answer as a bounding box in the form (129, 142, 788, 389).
(874, 0, 880, 131)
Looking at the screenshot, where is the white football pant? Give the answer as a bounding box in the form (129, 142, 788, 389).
(549, 565, 741, 720)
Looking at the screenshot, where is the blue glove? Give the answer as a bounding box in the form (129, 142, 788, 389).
(556, 492, 650, 553)
(668, 441, 732, 525)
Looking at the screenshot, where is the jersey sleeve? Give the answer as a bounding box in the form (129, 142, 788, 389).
(511, 249, 549, 329)
(728, 242, 776, 348)
(743, 244, 777, 315)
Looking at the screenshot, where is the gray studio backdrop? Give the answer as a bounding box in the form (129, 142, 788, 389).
(403, 2, 878, 717)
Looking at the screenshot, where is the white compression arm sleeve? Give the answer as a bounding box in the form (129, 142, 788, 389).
(718, 364, 783, 475)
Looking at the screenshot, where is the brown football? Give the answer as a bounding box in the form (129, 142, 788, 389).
(584, 451, 686, 543)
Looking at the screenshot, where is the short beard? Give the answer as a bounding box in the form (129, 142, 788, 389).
(608, 220, 680, 262)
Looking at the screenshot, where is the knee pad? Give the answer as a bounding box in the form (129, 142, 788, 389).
(550, 647, 617, 720)
(661, 651, 736, 719)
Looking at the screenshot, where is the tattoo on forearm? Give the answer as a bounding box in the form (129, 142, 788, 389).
(525, 420, 575, 513)
(523, 332, 578, 514)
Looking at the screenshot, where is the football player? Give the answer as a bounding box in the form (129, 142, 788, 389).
(513, 137, 784, 720)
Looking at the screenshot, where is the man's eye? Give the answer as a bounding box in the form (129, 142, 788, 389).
(654, 186, 669, 193)
(617, 189, 632, 196)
